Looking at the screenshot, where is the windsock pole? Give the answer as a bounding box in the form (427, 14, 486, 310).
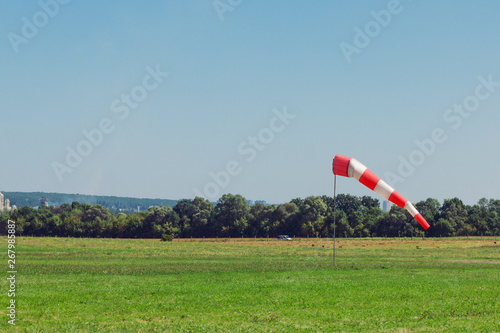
(333, 175, 337, 266)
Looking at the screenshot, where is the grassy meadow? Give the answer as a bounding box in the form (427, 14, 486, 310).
(1, 236, 499, 332)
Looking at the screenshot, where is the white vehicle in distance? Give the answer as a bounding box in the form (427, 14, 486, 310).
(277, 235, 292, 241)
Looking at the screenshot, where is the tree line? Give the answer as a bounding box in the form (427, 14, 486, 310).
(2, 191, 177, 212)
(1, 194, 499, 239)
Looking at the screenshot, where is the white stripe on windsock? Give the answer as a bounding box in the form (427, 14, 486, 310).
(347, 159, 367, 180)
(373, 180, 395, 200)
(404, 202, 419, 217)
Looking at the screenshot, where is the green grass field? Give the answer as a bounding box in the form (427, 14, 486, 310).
(1, 237, 499, 332)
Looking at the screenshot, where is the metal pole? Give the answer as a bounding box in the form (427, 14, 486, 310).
(333, 175, 337, 266)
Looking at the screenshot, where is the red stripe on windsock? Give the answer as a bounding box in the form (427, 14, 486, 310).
(358, 169, 380, 190)
(388, 191, 407, 208)
(333, 155, 351, 177)
(414, 213, 430, 230)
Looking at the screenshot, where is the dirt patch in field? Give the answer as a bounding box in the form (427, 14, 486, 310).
(165, 237, 500, 250)
(113, 237, 500, 252)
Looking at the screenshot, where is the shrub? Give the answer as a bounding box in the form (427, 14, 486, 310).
(161, 234, 174, 242)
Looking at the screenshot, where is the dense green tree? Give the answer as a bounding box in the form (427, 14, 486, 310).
(10, 206, 39, 236)
(34, 206, 54, 235)
(173, 199, 191, 217)
(299, 196, 328, 237)
(467, 204, 489, 236)
(376, 206, 408, 237)
(364, 207, 382, 233)
(430, 218, 454, 237)
(174, 197, 214, 237)
(109, 213, 128, 238)
(360, 196, 380, 211)
(81, 205, 113, 223)
(485, 199, 500, 235)
(440, 198, 468, 235)
(213, 194, 250, 237)
(320, 195, 334, 210)
(335, 194, 361, 217)
(0, 213, 10, 234)
(174, 199, 192, 237)
(327, 210, 352, 237)
(349, 211, 364, 235)
(79, 205, 113, 237)
(290, 198, 304, 209)
(487, 199, 500, 215)
(271, 202, 300, 236)
(248, 203, 275, 237)
(61, 215, 84, 237)
(487, 211, 500, 235)
(123, 213, 145, 238)
(142, 206, 180, 238)
(458, 223, 476, 237)
(2, 194, 499, 238)
(51, 203, 72, 215)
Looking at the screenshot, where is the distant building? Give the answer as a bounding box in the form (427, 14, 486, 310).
(0, 193, 15, 211)
(383, 200, 393, 212)
(40, 197, 49, 207)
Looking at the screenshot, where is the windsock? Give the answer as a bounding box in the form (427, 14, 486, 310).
(333, 155, 430, 230)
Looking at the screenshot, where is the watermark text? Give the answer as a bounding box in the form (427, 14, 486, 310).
(7, 0, 71, 54)
(7, 220, 17, 326)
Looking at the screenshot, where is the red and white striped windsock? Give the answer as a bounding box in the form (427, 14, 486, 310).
(332, 155, 430, 230)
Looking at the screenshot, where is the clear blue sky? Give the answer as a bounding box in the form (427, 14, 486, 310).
(1, 0, 500, 205)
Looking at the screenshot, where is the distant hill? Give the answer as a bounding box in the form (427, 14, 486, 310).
(2, 191, 177, 212)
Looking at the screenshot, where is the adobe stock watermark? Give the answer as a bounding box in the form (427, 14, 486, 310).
(340, 0, 410, 64)
(51, 65, 169, 182)
(384, 74, 500, 186)
(7, 220, 17, 326)
(213, 0, 243, 22)
(7, 0, 71, 54)
(193, 107, 296, 200)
